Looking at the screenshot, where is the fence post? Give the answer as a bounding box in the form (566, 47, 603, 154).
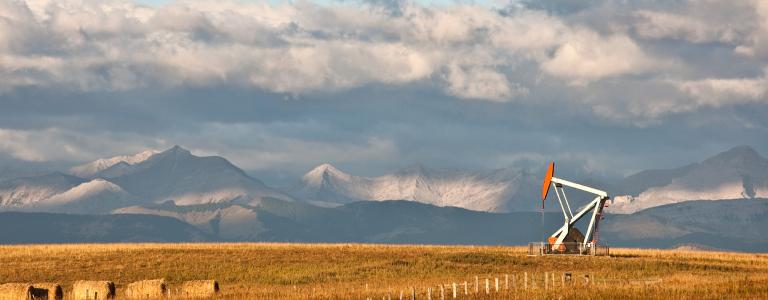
(440, 284, 444, 300)
(412, 287, 416, 300)
(524, 272, 528, 290)
(452, 283, 457, 299)
(427, 287, 431, 300)
(495, 277, 499, 292)
(463, 281, 467, 295)
(475, 276, 479, 294)
(552, 272, 556, 288)
(400, 290, 403, 300)
(505, 274, 509, 290)
(513, 274, 516, 290)
(485, 278, 489, 294)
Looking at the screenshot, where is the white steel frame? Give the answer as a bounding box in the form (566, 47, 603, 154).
(548, 177, 609, 251)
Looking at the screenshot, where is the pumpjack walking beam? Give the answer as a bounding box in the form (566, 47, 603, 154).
(541, 162, 610, 252)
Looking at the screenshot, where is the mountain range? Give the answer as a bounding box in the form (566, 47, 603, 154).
(608, 145, 768, 213)
(0, 146, 294, 213)
(294, 145, 768, 214)
(2, 145, 765, 214)
(295, 163, 539, 212)
(0, 211, 209, 243)
(2, 199, 766, 252)
(0, 145, 765, 251)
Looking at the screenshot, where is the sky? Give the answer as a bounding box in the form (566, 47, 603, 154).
(1, 0, 767, 184)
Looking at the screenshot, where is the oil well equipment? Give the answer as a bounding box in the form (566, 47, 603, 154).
(529, 162, 610, 256)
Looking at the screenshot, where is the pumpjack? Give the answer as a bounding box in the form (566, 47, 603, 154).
(535, 162, 610, 255)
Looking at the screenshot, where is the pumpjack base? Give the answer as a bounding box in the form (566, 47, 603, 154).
(527, 242, 610, 256)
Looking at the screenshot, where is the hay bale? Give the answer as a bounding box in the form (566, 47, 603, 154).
(180, 280, 219, 298)
(0, 283, 33, 300)
(33, 283, 63, 300)
(72, 281, 115, 300)
(124, 279, 167, 299)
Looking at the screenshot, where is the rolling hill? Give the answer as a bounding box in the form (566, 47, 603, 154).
(108, 197, 768, 252)
(0, 212, 210, 243)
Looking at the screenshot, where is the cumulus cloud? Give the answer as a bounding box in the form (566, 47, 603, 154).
(633, 0, 768, 58)
(444, 64, 527, 101)
(1, 0, 767, 182)
(541, 31, 658, 86)
(0, 0, 661, 101)
(593, 72, 768, 121)
(676, 72, 768, 107)
(0, 0, 765, 125)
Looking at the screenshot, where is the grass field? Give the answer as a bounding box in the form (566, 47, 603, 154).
(0, 243, 766, 299)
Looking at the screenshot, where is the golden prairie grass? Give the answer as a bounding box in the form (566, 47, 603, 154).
(0, 243, 765, 299)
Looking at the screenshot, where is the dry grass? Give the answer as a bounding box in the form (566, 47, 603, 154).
(0, 243, 765, 299)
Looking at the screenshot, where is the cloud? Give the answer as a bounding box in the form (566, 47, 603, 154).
(0, 0, 766, 180)
(444, 64, 527, 101)
(541, 31, 658, 85)
(676, 72, 768, 107)
(0, 0, 663, 103)
(633, 0, 768, 58)
(0, 127, 168, 162)
(202, 136, 399, 171)
(184, 122, 400, 171)
(0, 122, 399, 174)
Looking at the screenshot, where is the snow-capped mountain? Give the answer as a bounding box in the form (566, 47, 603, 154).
(100, 146, 294, 205)
(0, 174, 136, 213)
(69, 150, 159, 178)
(296, 145, 768, 214)
(3, 144, 764, 217)
(32, 179, 138, 213)
(0, 146, 295, 212)
(609, 146, 768, 213)
(297, 163, 374, 206)
(0, 172, 86, 208)
(295, 163, 540, 212)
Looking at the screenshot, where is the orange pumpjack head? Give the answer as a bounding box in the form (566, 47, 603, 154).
(540, 162, 555, 208)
